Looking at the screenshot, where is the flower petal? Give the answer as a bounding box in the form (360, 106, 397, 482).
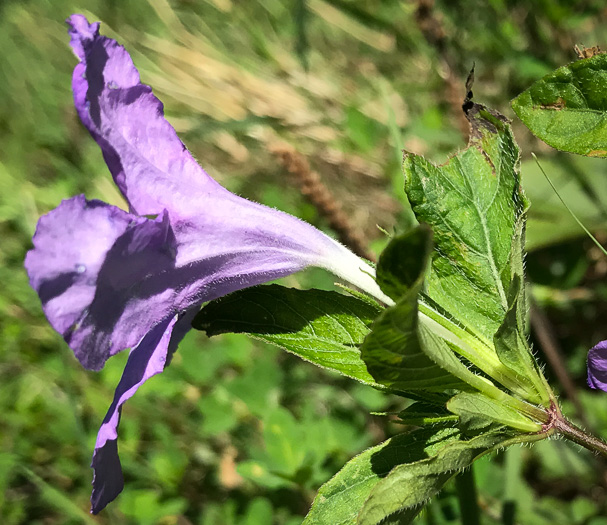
(91, 309, 195, 514)
(27, 14, 394, 516)
(67, 14, 225, 218)
(26, 192, 388, 374)
(588, 340, 607, 391)
(65, 15, 390, 307)
(31, 16, 390, 373)
(25, 195, 179, 370)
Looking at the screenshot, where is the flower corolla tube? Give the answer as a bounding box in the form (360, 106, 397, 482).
(24, 14, 390, 513)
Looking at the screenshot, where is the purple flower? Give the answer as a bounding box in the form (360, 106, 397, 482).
(25, 15, 389, 514)
(588, 340, 607, 391)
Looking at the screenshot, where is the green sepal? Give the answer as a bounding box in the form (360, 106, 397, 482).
(418, 325, 549, 424)
(512, 53, 607, 157)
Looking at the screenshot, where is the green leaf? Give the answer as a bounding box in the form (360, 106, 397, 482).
(512, 54, 607, 156)
(505, 210, 529, 335)
(375, 223, 433, 300)
(447, 392, 542, 433)
(404, 108, 526, 348)
(494, 274, 549, 405)
(396, 402, 459, 426)
(492, 207, 550, 404)
(357, 430, 514, 525)
(360, 227, 464, 390)
(493, 205, 550, 402)
(193, 285, 381, 386)
(399, 104, 551, 404)
(303, 427, 462, 525)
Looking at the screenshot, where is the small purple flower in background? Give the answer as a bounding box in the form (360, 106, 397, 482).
(25, 15, 390, 514)
(588, 340, 607, 391)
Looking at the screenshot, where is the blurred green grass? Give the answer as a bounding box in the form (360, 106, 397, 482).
(2, 0, 607, 523)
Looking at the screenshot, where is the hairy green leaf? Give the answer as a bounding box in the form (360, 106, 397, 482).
(493, 211, 550, 404)
(193, 285, 381, 385)
(375, 223, 433, 300)
(494, 274, 549, 404)
(447, 392, 542, 433)
(505, 211, 529, 334)
(396, 402, 458, 427)
(357, 430, 514, 525)
(303, 427, 461, 525)
(361, 227, 463, 390)
(512, 54, 607, 156)
(404, 107, 526, 349)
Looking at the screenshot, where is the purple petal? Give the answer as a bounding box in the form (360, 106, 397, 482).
(25, 195, 179, 371)
(64, 15, 389, 304)
(31, 14, 390, 373)
(26, 192, 386, 373)
(91, 309, 195, 513)
(67, 14, 225, 218)
(588, 340, 607, 391)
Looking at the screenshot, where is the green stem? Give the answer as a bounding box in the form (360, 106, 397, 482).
(554, 415, 607, 457)
(455, 466, 481, 525)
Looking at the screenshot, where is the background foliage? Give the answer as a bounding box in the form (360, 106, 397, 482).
(2, 1, 607, 523)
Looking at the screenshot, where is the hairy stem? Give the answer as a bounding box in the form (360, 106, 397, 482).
(539, 402, 607, 457)
(554, 416, 607, 457)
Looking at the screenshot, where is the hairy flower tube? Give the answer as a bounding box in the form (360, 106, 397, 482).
(24, 14, 391, 514)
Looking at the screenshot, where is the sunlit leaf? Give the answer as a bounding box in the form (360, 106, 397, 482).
(512, 54, 607, 156)
(357, 430, 514, 525)
(303, 427, 461, 525)
(194, 285, 381, 386)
